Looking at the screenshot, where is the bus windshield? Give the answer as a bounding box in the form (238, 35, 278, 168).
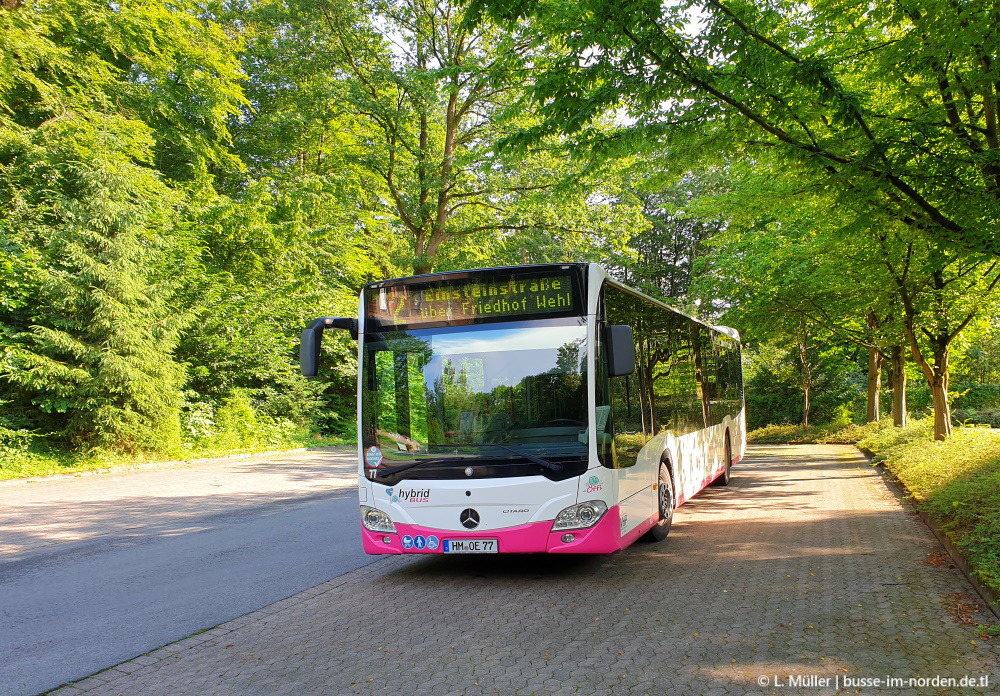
(361, 318, 589, 478)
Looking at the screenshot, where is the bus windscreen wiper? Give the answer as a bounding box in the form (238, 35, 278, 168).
(376, 444, 563, 479)
(374, 457, 460, 479)
(452, 443, 564, 474)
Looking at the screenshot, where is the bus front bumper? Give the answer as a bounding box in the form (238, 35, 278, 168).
(359, 505, 655, 554)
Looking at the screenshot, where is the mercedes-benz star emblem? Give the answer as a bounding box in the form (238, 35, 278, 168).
(460, 508, 480, 529)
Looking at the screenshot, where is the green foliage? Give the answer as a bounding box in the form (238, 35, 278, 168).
(235, 0, 644, 275)
(856, 419, 935, 459)
(904, 383, 1000, 419)
(469, 0, 1000, 256)
(952, 409, 1000, 429)
(0, 423, 35, 454)
(4, 0, 1000, 477)
(0, 0, 246, 174)
(747, 420, 890, 445)
(742, 338, 864, 429)
(0, 116, 189, 455)
(952, 319, 1000, 385)
(204, 390, 294, 451)
(467, 0, 1000, 441)
(603, 171, 728, 310)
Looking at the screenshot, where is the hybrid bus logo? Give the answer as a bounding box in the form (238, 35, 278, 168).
(388, 488, 431, 503)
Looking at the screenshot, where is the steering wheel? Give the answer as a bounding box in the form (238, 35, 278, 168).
(544, 418, 583, 427)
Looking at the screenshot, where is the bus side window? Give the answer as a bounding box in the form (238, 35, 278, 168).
(715, 339, 744, 420)
(601, 285, 654, 468)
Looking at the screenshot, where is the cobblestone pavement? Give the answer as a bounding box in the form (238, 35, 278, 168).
(46, 445, 999, 696)
(0, 448, 357, 558)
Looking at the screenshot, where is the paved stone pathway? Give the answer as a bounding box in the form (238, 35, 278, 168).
(42, 445, 1000, 695)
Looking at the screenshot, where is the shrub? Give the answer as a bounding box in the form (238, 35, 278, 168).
(952, 408, 1000, 428)
(747, 420, 892, 445)
(183, 389, 300, 455)
(747, 424, 825, 444)
(0, 424, 35, 454)
(856, 418, 934, 459)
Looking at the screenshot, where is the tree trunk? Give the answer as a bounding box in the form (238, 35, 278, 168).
(797, 324, 812, 427)
(930, 375, 951, 440)
(894, 266, 959, 441)
(905, 327, 952, 440)
(801, 380, 811, 427)
(928, 342, 952, 440)
(866, 348, 883, 422)
(890, 345, 907, 427)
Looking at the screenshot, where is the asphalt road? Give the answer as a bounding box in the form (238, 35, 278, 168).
(0, 457, 372, 696)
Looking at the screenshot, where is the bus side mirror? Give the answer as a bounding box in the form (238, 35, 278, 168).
(606, 324, 635, 377)
(300, 317, 358, 378)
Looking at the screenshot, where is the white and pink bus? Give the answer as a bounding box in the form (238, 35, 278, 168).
(301, 263, 744, 554)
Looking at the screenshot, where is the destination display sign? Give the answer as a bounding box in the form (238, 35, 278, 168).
(366, 273, 579, 328)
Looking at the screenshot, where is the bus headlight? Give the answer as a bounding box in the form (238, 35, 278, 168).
(552, 501, 608, 531)
(361, 506, 396, 533)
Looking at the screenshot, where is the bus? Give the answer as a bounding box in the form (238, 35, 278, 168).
(301, 263, 744, 554)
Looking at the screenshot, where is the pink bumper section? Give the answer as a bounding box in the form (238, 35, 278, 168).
(360, 505, 657, 555)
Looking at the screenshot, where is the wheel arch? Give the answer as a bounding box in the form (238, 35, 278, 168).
(659, 446, 677, 498)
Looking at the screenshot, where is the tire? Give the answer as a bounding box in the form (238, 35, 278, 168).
(642, 462, 674, 542)
(712, 433, 733, 487)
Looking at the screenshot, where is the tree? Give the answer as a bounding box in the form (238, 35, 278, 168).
(693, 158, 1000, 438)
(873, 226, 1000, 438)
(604, 170, 729, 310)
(466, 0, 1000, 436)
(168, 158, 383, 435)
(0, 0, 247, 451)
(1, 118, 188, 453)
(0, 0, 246, 178)
(246, 0, 643, 274)
(468, 0, 1000, 257)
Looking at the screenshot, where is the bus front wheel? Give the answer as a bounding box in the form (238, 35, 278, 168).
(643, 463, 674, 542)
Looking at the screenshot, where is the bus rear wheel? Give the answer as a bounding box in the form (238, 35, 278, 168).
(712, 433, 733, 487)
(643, 463, 674, 542)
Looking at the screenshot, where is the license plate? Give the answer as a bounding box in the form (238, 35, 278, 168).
(442, 539, 498, 554)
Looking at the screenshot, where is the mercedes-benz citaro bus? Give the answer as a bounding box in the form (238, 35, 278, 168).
(300, 263, 745, 555)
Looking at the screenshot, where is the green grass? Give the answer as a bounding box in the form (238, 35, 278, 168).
(0, 430, 355, 481)
(859, 423, 1000, 594)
